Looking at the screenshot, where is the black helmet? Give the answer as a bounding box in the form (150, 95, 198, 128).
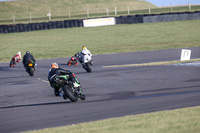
(26, 51, 30, 54)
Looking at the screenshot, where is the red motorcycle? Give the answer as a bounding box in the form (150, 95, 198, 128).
(10, 56, 20, 67)
(10, 52, 21, 67)
(67, 56, 79, 66)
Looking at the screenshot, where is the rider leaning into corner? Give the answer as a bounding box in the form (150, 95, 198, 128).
(75, 46, 92, 64)
(22, 51, 36, 69)
(11, 51, 21, 67)
(14, 51, 21, 62)
(48, 63, 80, 98)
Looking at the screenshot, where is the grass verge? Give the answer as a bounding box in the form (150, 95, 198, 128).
(0, 0, 154, 21)
(0, 0, 200, 24)
(0, 19, 200, 62)
(24, 106, 200, 133)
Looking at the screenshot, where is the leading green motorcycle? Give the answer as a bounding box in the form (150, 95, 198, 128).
(51, 74, 86, 102)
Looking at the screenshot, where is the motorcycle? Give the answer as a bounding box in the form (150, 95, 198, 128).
(68, 53, 93, 73)
(9, 56, 19, 67)
(25, 60, 35, 76)
(67, 56, 79, 66)
(51, 74, 86, 102)
(82, 53, 93, 73)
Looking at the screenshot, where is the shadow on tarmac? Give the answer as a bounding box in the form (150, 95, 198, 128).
(0, 101, 71, 109)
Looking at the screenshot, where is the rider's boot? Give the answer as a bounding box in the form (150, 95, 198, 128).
(62, 94, 68, 100)
(54, 91, 60, 96)
(54, 88, 60, 96)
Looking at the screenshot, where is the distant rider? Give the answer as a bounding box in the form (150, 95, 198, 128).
(74, 46, 92, 64)
(10, 51, 21, 67)
(48, 63, 80, 97)
(22, 51, 36, 69)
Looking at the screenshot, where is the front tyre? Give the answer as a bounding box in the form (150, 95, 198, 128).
(80, 94, 86, 100)
(9, 61, 13, 67)
(62, 85, 78, 102)
(85, 62, 92, 73)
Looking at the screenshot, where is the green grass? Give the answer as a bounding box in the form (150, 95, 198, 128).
(0, 0, 155, 23)
(0, 0, 199, 24)
(0, 19, 200, 62)
(24, 106, 200, 133)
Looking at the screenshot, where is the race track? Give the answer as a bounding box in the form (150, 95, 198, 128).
(0, 47, 200, 133)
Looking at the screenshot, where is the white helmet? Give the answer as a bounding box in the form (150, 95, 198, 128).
(18, 52, 21, 56)
(17, 52, 21, 59)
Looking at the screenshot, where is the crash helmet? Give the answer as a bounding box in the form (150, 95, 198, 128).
(26, 51, 30, 54)
(17, 51, 21, 55)
(51, 63, 58, 68)
(82, 46, 86, 50)
(18, 51, 21, 58)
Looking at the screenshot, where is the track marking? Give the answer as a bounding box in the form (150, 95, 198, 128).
(37, 78, 49, 84)
(102, 58, 200, 68)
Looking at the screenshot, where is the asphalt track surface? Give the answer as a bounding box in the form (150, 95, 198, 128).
(0, 47, 200, 133)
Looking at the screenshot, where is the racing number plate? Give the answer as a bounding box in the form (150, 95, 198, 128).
(28, 63, 33, 67)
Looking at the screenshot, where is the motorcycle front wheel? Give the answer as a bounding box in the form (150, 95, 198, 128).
(9, 61, 13, 67)
(85, 62, 92, 73)
(62, 85, 78, 102)
(80, 94, 86, 100)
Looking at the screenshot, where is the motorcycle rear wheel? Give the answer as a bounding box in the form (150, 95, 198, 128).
(62, 85, 78, 102)
(28, 67, 34, 76)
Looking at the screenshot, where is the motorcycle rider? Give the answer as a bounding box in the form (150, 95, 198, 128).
(67, 56, 79, 66)
(22, 51, 36, 70)
(48, 63, 80, 98)
(10, 51, 21, 67)
(75, 46, 92, 64)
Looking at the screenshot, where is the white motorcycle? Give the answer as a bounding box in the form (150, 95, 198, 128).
(68, 51, 93, 73)
(81, 52, 93, 73)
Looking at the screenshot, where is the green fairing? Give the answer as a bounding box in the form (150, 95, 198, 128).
(54, 83, 59, 87)
(75, 78, 80, 84)
(58, 75, 68, 80)
(26, 60, 34, 65)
